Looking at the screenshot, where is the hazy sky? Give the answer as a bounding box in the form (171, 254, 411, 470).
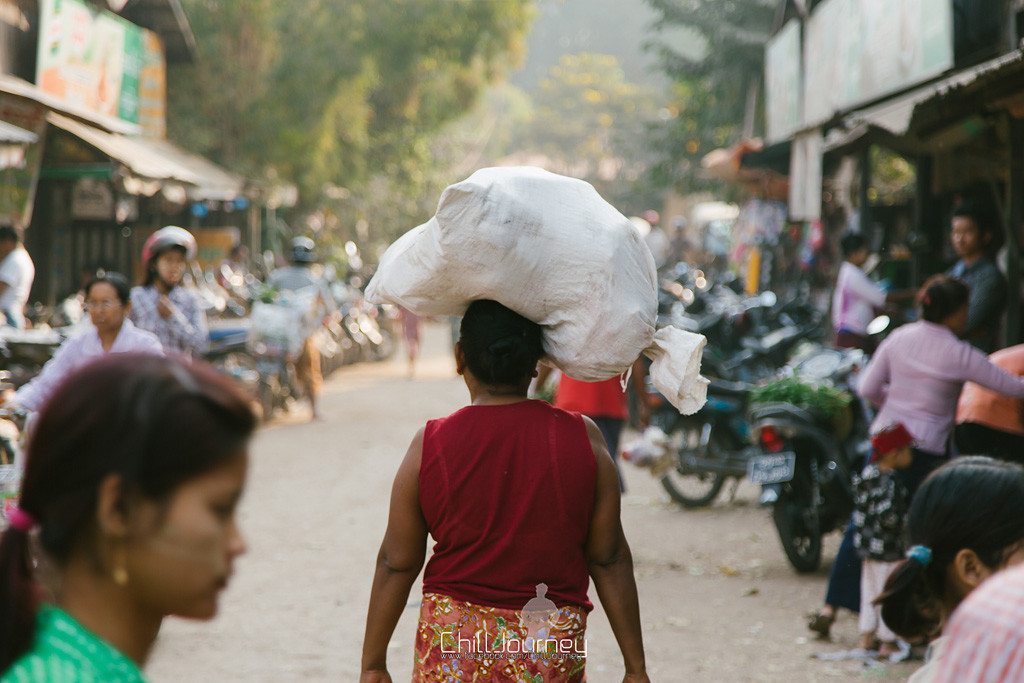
(510, 0, 704, 91)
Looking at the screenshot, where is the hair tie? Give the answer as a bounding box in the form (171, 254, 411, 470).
(7, 506, 37, 533)
(907, 545, 932, 566)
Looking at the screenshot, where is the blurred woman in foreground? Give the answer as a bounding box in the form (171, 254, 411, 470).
(0, 354, 256, 680)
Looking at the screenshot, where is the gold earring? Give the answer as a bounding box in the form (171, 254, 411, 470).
(112, 545, 129, 587)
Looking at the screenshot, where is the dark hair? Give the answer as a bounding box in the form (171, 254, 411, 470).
(917, 274, 969, 323)
(459, 300, 544, 387)
(144, 244, 187, 287)
(0, 354, 256, 670)
(877, 457, 1024, 640)
(84, 272, 131, 306)
(840, 233, 868, 258)
(952, 201, 994, 238)
(0, 226, 19, 244)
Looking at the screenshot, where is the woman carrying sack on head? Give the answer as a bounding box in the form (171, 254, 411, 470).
(361, 300, 649, 683)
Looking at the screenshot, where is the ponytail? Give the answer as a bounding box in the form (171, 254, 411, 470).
(0, 524, 40, 672)
(877, 557, 942, 640)
(876, 457, 1024, 640)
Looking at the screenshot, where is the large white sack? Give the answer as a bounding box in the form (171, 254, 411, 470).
(366, 166, 708, 413)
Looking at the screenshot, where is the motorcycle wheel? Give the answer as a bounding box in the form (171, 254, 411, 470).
(659, 421, 727, 508)
(772, 496, 823, 573)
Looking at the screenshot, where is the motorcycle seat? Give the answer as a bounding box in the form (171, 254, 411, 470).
(748, 401, 820, 426)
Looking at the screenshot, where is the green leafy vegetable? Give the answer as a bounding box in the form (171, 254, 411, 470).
(749, 376, 852, 420)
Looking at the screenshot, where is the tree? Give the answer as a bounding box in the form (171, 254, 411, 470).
(509, 53, 664, 213)
(166, 0, 279, 175)
(644, 0, 777, 192)
(167, 0, 534, 221)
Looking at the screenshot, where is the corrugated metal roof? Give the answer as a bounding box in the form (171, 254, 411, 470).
(48, 112, 199, 185)
(844, 50, 1024, 136)
(47, 113, 245, 201)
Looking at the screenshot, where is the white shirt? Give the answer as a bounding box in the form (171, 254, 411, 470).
(832, 261, 886, 335)
(14, 319, 163, 412)
(0, 247, 35, 329)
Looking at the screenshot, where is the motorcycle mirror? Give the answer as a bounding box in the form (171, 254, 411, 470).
(867, 315, 890, 336)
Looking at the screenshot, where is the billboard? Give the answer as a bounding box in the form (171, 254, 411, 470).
(36, 0, 166, 134)
(765, 19, 802, 143)
(803, 0, 953, 128)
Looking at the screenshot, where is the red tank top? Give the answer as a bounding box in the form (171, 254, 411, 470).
(420, 400, 597, 612)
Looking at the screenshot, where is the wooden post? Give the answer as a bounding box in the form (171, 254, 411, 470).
(913, 155, 934, 287)
(1007, 114, 1023, 345)
(859, 145, 872, 239)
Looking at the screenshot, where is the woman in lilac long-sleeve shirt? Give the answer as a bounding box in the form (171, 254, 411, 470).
(858, 276, 1024, 467)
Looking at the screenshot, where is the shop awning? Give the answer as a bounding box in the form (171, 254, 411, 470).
(48, 112, 199, 192)
(47, 113, 246, 201)
(144, 139, 246, 201)
(842, 50, 1024, 137)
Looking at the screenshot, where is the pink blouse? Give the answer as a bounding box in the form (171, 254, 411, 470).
(857, 321, 1024, 454)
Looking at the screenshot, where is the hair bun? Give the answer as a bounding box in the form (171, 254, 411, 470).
(488, 337, 517, 358)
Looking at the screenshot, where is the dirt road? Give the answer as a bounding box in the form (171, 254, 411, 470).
(148, 323, 917, 682)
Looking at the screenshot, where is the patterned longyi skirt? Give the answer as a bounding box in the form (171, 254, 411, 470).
(413, 592, 588, 682)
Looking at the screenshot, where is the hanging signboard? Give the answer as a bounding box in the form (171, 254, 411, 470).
(36, 0, 166, 133)
(803, 0, 953, 129)
(71, 177, 115, 220)
(765, 19, 802, 143)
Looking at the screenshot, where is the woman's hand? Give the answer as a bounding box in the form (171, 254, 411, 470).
(157, 295, 175, 320)
(360, 669, 392, 683)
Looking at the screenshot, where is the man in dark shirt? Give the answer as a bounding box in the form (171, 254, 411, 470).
(947, 203, 1007, 353)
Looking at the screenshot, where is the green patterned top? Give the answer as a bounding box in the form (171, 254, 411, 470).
(1, 605, 146, 682)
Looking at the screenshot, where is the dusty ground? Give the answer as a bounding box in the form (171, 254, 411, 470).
(148, 323, 919, 682)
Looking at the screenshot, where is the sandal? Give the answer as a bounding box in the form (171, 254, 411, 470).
(807, 611, 836, 639)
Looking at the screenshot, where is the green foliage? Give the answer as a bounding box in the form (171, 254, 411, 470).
(644, 0, 776, 193)
(528, 53, 659, 175)
(168, 0, 534, 215)
(749, 376, 853, 420)
(502, 52, 665, 214)
(871, 147, 916, 206)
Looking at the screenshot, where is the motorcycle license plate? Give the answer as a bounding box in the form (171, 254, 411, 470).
(747, 452, 796, 484)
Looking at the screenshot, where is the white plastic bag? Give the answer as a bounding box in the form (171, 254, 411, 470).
(366, 166, 708, 414)
(622, 426, 670, 469)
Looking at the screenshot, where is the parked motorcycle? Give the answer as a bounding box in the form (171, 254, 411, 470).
(747, 346, 871, 572)
(647, 377, 758, 507)
(0, 328, 64, 388)
(205, 320, 261, 402)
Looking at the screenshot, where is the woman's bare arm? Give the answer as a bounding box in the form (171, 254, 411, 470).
(582, 417, 649, 681)
(360, 429, 428, 680)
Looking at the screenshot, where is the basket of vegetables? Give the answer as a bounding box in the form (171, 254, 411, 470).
(749, 376, 854, 439)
